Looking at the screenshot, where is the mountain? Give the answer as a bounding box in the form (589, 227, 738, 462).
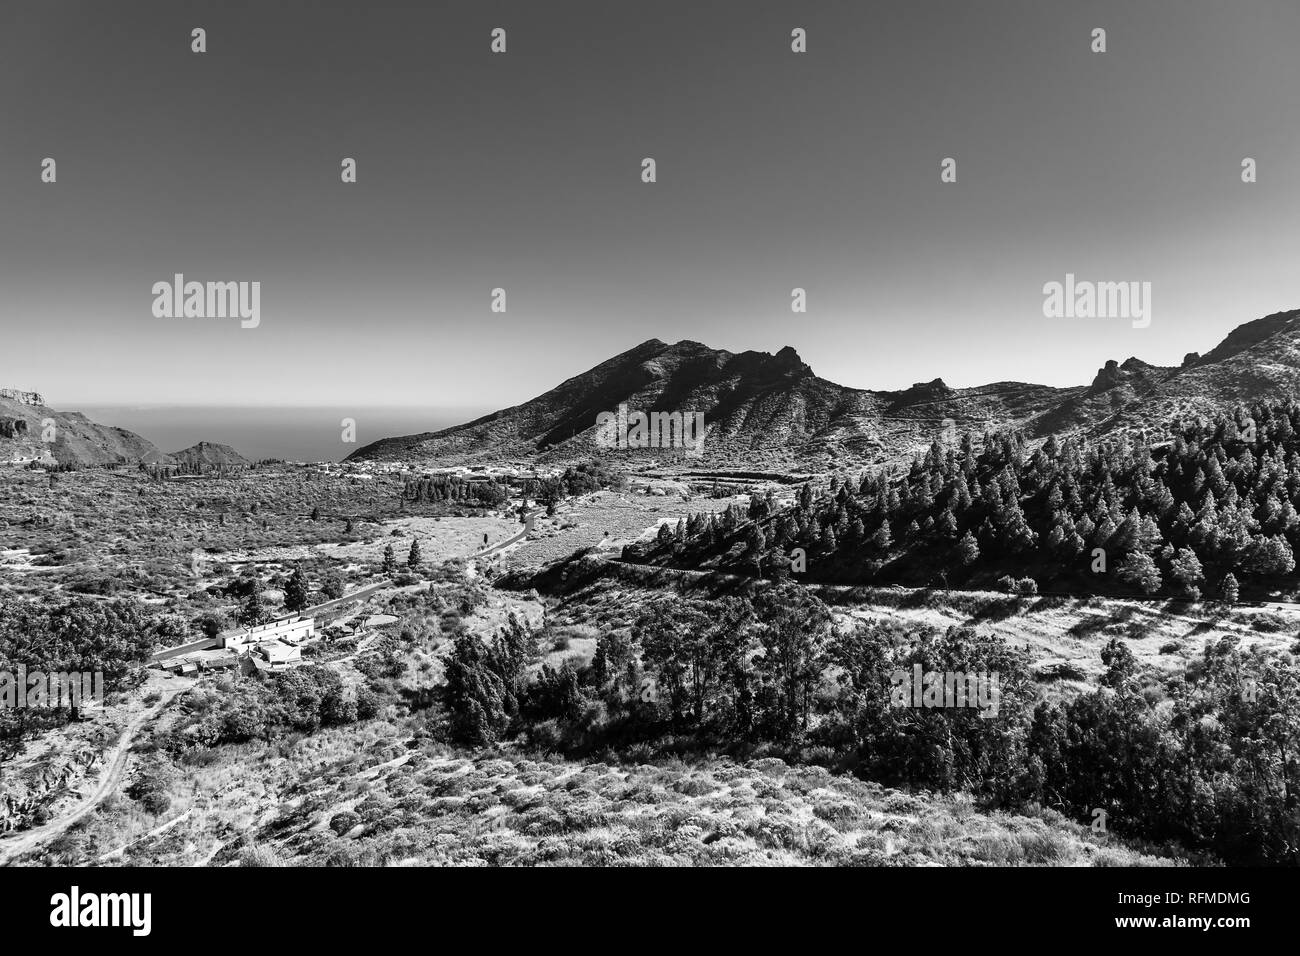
(0, 390, 168, 466)
(345, 339, 1072, 468)
(347, 308, 1300, 469)
(168, 441, 251, 470)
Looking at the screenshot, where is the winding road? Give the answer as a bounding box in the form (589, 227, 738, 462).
(1, 516, 539, 864)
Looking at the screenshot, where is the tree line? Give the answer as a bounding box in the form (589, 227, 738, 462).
(634, 400, 1300, 600)
(439, 583, 1300, 864)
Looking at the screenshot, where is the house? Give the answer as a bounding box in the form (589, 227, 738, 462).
(200, 653, 240, 671)
(158, 648, 240, 675)
(154, 617, 316, 680)
(219, 615, 315, 653)
(250, 640, 302, 672)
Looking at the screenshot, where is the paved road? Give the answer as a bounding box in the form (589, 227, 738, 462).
(471, 524, 531, 560)
(151, 637, 219, 663)
(152, 523, 535, 663)
(294, 530, 532, 613)
(0, 682, 186, 865)
(605, 557, 1300, 613)
(302, 581, 388, 615)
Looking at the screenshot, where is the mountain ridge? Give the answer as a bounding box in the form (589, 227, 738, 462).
(348, 308, 1300, 468)
(0, 394, 254, 468)
(0, 393, 170, 466)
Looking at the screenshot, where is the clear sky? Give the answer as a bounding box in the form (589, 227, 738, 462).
(2, 0, 1298, 410)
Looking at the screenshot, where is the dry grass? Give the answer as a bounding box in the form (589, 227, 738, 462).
(503, 489, 742, 568)
(24, 713, 1175, 867)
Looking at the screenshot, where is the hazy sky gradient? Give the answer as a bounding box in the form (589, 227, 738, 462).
(2, 0, 1298, 410)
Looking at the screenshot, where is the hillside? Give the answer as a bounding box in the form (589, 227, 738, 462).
(168, 441, 250, 470)
(215, 748, 1167, 867)
(12, 714, 1169, 867)
(1025, 309, 1300, 438)
(347, 339, 1074, 467)
(349, 308, 1300, 468)
(0, 391, 167, 466)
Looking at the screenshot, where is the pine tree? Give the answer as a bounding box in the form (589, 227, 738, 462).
(407, 538, 422, 569)
(1169, 548, 1204, 600)
(745, 524, 766, 576)
(239, 584, 266, 627)
(592, 637, 610, 688)
(382, 544, 396, 576)
(1117, 551, 1162, 595)
(957, 530, 980, 566)
(284, 566, 309, 612)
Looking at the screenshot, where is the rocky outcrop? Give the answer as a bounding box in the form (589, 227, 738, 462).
(0, 389, 44, 406)
(0, 748, 102, 832)
(0, 418, 29, 439)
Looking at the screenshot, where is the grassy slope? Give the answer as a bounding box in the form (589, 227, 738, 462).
(22, 717, 1171, 867)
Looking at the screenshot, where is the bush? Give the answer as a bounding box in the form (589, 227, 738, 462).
(238, 844, 285, 867)
(329, 811, 362, 835)
(125, 758, 175, 815)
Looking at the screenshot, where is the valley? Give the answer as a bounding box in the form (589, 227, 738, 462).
(5, 308, 1300, 869)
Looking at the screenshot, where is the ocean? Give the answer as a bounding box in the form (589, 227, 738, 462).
(76, 405, 491, 463)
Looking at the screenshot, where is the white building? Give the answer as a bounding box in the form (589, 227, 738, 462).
(219, 615, 315, 654)
(250, 640, 303, 672)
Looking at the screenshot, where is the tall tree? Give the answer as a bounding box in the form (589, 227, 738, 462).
(283, 566, 309, 613)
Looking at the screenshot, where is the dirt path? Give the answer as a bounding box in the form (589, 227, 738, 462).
(97, 808, 193, 862)
(0, 682, 185, 866)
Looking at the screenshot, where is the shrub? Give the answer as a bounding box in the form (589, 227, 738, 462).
(329, 811, 362, 835)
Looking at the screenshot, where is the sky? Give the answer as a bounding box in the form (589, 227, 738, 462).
(2, 0, 1298, 413)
